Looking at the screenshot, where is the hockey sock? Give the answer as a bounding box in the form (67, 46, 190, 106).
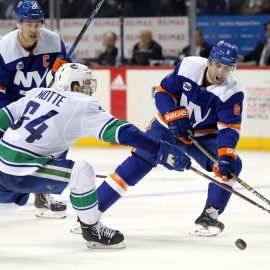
(70, 188, 99, 225)
(97, 173, 127, 212)
(206, 182, 232, 214)
(69, 160, 99, 225)
(97, 155, 153, 212)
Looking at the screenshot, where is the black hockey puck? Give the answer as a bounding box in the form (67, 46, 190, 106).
(235, 239, 247, 250)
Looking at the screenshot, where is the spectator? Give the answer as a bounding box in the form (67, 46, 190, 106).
(60, 0, 89, 18)
(201, 0, 230, 15)
(131, 29, 163, 65)
(177, 27, 213, 61)
(156, 0, 187, 16)
(97, 32, 122, 66)
(0, 0, 18, 19)
(240, 0, 270, 15)
(241, 21, 270, 66)
(229, 0, 245, 14)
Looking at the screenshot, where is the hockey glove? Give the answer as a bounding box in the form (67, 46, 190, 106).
(164, 106, 194, 145)
(214, 147, 237, 180)
(157, 141, 191, 171)
(52, 56, 69, 73)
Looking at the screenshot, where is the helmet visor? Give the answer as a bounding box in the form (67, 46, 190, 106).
(81, 79, 97, 96)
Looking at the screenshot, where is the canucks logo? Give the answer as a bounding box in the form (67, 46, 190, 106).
(183, 82, 192, 91)
(16, 61, 24, 70)
(70, 64, 79, 69)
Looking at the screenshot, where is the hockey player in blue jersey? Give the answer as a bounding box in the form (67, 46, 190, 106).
(0, 0, 69, 218)
(0, 62, 191, 249)
(84, 40, 243, 237)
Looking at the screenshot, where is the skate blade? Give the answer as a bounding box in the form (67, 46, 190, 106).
(35, 208, 66, 219)
(189, 225, 221, 237)
(70, 226, 82, 234)
(86, 241, 126, 249)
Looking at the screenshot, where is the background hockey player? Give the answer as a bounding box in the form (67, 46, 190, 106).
(0, 0, 70, 218)
(0, 62, 191, 249)
(84, 41, 243, 237)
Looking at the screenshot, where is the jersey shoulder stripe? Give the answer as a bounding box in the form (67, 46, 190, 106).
(207, 76, 243, 103)
(35, 28, 62, 55)
(178, 56, 208, 84)
(0, 29, 62, 64)
(0, 30, 22, 64)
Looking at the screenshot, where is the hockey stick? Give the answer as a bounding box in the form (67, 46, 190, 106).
(96, 174, 106, 178)
(96, 167, 270, 215)
(95, 153, 176, 179)
(190, 166, 270, 215)
(187, 130, 270, 206)
(48, 0, 105, 87)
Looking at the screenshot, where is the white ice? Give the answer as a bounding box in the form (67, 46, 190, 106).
(0, 147, 270, 270)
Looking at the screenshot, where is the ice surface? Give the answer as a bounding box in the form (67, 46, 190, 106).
(0, 148, 269, 270)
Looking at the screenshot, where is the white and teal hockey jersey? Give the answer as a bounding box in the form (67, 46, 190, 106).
(0, 88, 160, 176)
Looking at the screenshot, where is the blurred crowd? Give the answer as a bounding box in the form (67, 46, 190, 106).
(1, 0, 270, 67)
(1, 0, 270, 19)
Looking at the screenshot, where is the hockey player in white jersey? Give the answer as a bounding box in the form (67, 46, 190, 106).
(0, 0, 70, 218)
(0, 63, 191, 249)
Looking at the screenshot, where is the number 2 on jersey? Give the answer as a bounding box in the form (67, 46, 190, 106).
(11, 101, 58, 143)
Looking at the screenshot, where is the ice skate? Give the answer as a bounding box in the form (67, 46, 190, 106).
(190, 206, 224, 237)
(34, 193, 67, 219)
(70, 218, 82, 234)
(80, 220, 125, 249)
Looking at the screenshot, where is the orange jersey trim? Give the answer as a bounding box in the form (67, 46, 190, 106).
(194, 128, 218, 134)
(157, 112, 168, 125)
(109, 172, 129, 191)
(164, 108, 189, 122)
(146, 117, 156, 131)
(0, 85, 6, 92)
(218, 147, 237, 159)
(218, 121, 241, 130)
(213, 165, 230, 182)
(178, 137, 192, 145)
(155, 86, 179, 99)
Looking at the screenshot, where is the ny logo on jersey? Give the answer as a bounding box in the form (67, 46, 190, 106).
(180, 94, 211, 128)
(14, 69, 48, 88)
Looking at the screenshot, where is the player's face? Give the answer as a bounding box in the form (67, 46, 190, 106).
(18, 19, 42, 47)
(206, 60, 235, 85)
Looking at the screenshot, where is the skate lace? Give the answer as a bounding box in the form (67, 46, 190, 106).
(205, 207, 219, 220)
(44, 194, 58, 207)
(94, 222, 116, 239)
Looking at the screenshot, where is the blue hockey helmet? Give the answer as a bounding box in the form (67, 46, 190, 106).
(208, 40, 239, 67)
(16, 0, 44, 23)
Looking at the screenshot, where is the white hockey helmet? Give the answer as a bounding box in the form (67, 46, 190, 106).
(54, 63, 97, 96)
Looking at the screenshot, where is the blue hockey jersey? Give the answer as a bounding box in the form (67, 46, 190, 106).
(155, 56, 244, 149)
(0, 28, 67, 104)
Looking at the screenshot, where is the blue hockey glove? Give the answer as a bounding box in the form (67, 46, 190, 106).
(164, 106, 194, 145)
(214, 147, 237, 180)
(157, 141, 191, 171)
